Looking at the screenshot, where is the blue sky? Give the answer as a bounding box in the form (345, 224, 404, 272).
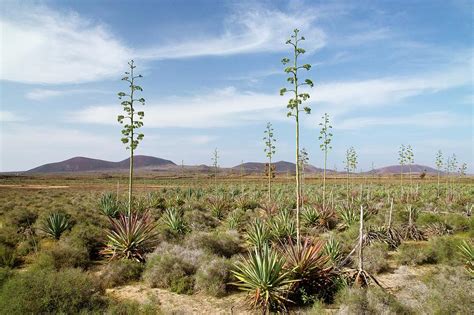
(0, 0, 472, 172)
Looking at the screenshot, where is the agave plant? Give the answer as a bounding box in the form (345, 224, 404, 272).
(101, 211, 157, 262)
(245, 218, 271, 252)
(458, 240, 474, 275)
(317, 207, 337, 230)
(99, 192, 120, 218)
(301, 206, 319, 227)
(207, 195, 229, 220)
(324, 236, 343, 265)
(280, 238, 333, 304)
(232, 245, 295, 312)
(269, 209, 296, 243)
(40, 213, 71, 239)
(281, 238, 331, 280)
(258, 200, 279, 216)
(226, 209, 242, 230)
(162, 207, 188, 235)
(337, 205, 358, 229)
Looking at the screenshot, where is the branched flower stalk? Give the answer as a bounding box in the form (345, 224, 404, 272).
(318, 113, 333, 208)
(435, 150, 443, 197)
(344, 147, 357, 205)
(117, 60, 145, 216)
(299, 147, 309, 210)
(212, 148, 219, 185)
(263, 122, 276, 202)
(459, 162, 467, 178)
(280, 29, 313, 246)
(448, 154, 457, 199)
(398, 144, 407, 199)
(405, 145, 414, 197)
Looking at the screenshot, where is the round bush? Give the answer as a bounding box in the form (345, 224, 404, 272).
(0, 268, 105, 313)
(195, 257, 233, 297)
(101, 260, 144, 288)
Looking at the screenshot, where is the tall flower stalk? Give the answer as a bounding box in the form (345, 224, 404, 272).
(435, 150, 443, 197)
(299, 148, 309, 210)
(117, 60, 145, 216)
(344, 147, 357, 205)
(398, 144, 406, 198)
(405, 145, 414, 196)
(280, 29, 313, 246)
(318, 113, 333, 208)
(212, 148, 219, 184)
(263, 122, 276, 202)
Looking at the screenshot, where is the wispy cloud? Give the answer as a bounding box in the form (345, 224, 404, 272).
(138, 7, 326, 60)
(69, 63, 470, 129)
(336, 111, 466, 130)
(0, 5, 132, 84)
(0, 4, 326, 84)
(25, 88, 109, 101)
(0, 111, 27, 122)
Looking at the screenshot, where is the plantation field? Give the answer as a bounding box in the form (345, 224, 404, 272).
(0, 173, 472, 314)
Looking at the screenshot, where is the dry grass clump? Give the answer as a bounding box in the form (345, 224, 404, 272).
(100, 259, 144, 288)
(194, 256, 233, 297)
(335, 286, 413, 315)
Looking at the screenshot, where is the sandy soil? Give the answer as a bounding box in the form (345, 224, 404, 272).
(107, 284, 255, 315)
(106, 260, 436, 315)
(0, 184, 70, 189)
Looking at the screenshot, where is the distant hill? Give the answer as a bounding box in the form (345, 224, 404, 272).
(27, 155, 176, 173)
(24, 156, 440, 175)
(370, 164, 439, 175)
(232, 161, 325, 174)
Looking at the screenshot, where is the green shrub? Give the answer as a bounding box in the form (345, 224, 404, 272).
(8, 208, 37, 230)
(101, 260, 144, 288)
(143, 243, 202, 294)
(419, 266, 473, 314)
(363, 243, 390, 274)
(65, 222, 104, 260)
(444, 214, 471, 232)
(195, 257, 233, 297)
(336, 287, 413, 314)
(396, 242, 435, 266)
(0, 267, 13, 287)
(33, 241, 90, 270)
(106, 298, 161, 315)
(0, 226, 21, 248)
(0, 268, 105, 313)
(0, 244, 18, 268)
(424, 236, 464, 265)
(416, 212, 442, 226)
(186, 230, 242, 258)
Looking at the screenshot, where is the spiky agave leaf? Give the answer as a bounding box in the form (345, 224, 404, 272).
(281, 238, 332, 280)
(232, 245, 296, 311)
(458, 240, 474, 275)
(269, 209, 296, 243)
(98, 192, 120, 218)
(280, 238, 334, 304)
(40, 213, 71, 240)
(101, 211, 157, 262)
(301, 206, 319, 227)
(245, 218, 271, 252)
(337, 205, 358, 230)
(162, 207, 188, 235)
(324, 236, 343, 265)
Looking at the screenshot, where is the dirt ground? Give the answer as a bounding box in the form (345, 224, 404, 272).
(107, 262, 435, 315)
(107, 285, 254, 315)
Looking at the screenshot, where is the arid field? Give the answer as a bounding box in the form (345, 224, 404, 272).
(0, 173, 472, 314)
